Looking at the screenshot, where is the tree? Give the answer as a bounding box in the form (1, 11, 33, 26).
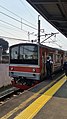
(0, 38, 9, 54)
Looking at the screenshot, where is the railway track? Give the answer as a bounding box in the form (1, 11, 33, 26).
(0, 87, 23, 104)
(0, 70, 65, 105)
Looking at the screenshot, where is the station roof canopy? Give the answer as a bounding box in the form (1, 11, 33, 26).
(27, 0, 67, 38)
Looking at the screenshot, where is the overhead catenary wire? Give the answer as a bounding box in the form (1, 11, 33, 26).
(0, 28, 18, 37)
(0, 19, 37, 42)
(0, 35, 30, 42)
(0, 19, 33, 34)
(0, 20, 37, 41)
(43, 34, 62, 48)
(0, 19, 22, 30)
(50, 37, 62, 48)
(0, 23, 27, 35)
(41, 32, 59, 43)
(0, 6, 49, 41)
(0, 28, 28, 40)
(0, 11, 37, 30)
(19, 0, 36, 23)
(0, 4, 36, 27)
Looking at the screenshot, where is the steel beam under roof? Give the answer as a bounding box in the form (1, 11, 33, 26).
(27, 0, 67, 38)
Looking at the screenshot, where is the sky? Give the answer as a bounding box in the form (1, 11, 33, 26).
(0, 0, 67, 51)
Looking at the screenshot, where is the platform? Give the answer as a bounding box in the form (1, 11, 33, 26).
(0, 75, 67, 119)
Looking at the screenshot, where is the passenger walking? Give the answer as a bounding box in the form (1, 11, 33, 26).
(46, 56, 53, 79)
(63, 57, 67, 76)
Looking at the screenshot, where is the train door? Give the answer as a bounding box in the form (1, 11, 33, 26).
(61, 54, 64, 66)
(40, 47, 47, 79)
(41, 49, 46, 78)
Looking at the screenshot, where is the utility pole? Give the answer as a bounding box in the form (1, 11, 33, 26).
(38, 15, 40, 43)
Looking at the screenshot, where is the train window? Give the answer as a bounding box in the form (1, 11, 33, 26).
(55, 54, 61, 63)
(10, 44, 38, 65)
(20, 45, 38, 60)
(19, 45, 38, 65)
(10, 46, 18, 59)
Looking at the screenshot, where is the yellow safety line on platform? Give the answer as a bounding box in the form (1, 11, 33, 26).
(0, 75, 65, 119)
(14, 76, 66, 119)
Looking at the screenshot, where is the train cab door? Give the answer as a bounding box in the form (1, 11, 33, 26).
(41, 50, 46, 77)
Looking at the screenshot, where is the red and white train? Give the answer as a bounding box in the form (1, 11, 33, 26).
(9, 43, 66, 89)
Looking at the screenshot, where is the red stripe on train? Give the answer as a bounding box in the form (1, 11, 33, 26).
(9, 66, 40, 73)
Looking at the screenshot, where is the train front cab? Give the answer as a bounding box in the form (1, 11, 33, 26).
(9, 43, 42, 88)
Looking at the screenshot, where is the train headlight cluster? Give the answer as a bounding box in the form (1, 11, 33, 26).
(11, 67, 14, 70)
(32, 68, 36, 72)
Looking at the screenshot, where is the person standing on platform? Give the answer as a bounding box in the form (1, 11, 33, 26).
(46, 56, 53, 79)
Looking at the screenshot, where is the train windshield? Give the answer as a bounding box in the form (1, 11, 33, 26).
(10, 44, 38, 65)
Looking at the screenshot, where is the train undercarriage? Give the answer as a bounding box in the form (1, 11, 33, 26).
(11, 77, 40, 90)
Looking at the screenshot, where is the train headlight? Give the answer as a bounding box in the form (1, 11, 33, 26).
(11, 67, 14, 70)
(32, 68, 36, 72)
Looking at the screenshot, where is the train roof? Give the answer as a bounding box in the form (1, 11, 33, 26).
(10, 42, 65, 52)
(40, 43, 65, 52)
